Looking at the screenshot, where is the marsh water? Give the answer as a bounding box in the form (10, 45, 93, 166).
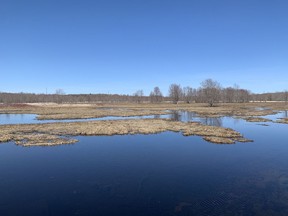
(0, 113, 166, 124)
(0, 111, 226, 127)
(0, 112, 288, 215)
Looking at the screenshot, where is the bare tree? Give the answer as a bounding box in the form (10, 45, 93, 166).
(55, 89, 65, 95)
(222, 85, 250, 103)
(55, 89, 65, 103)
(169, 84, 182, 104)
(267, 94, 273, 101)
(150, 86, 163, 103)
(133, 90, 144, 103)
(233, 84, 240, 103)
(200, 79, 221, 107)
(285, 90, 288, 104)
(223, 87, 235, 103)
(238, 89, 250, 103)
(182, 86, 194, 103)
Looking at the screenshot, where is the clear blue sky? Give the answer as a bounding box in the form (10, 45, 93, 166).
(1, 0, 287, 95)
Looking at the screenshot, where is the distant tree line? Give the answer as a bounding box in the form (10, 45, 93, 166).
(0, 92, 148, 104)
(166, 79, 251, 106)
(251, 91, 288, 103)
(0, 79, 287, 106)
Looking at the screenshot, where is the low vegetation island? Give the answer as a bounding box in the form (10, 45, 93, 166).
(1, 100, 287, 147)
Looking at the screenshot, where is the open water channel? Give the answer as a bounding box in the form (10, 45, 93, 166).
(0, 111, 288, 215)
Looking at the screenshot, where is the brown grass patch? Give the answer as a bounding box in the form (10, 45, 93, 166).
(244, 117, 272, 122)
(0, 102, 286, 120)
(0, 102, 286, 121)
(0, 119, 251, 146)
(1, 102, 286, 146)
(276, 118, 288, 124)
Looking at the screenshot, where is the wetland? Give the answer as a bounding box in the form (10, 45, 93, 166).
(0, 102, 288, 215)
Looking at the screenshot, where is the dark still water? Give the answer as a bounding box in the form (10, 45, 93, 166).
(0, 118, 288, 215)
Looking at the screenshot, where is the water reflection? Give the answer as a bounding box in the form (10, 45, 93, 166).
(153, 114, 161, 119)
(0, 111, 224, 127)
(169, 111, 181, 121)
(168, 111, 223, 127)
(200, 117, 223, 127)
(0, 113, 36, 125)
(169, 111, 198, 122)
(260, 111, 288, 121)
(1, 110, 288, 215)
(0, 120, 288, 216)
(5, 110, 287, 128)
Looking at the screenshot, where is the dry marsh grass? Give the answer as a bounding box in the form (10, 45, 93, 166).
(0, 119, 250, 146)
(1, 102, 286, 146)
(1, 102, 287, 120)
(276, 118, 288, 124)
(244, 117, 272, 122)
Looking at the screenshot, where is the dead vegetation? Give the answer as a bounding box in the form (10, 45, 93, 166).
(0, 103, 168, 120)
(244, 117, 272, 122)
(276, 118, 288, 124)
(0, 102, 286, 120)
(0, 119, 250, 146)
(0, 102, 287, 146)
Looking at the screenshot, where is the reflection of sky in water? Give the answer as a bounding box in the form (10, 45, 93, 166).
(0, 110, 288, 215)
(262, 110, 288, 121)
(0, 120, 288, 215)
(168, 111, 224, 126)
(0, 112, 237, 129)
(0, 111, 288, 128)
(2, 110, 285, 129)
(0, 114, 167, 125)
(0, 112, 191, 123)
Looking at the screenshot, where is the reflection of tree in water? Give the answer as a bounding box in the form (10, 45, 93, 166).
(166, 111, 223, 126)
(170, 111, 181, 121)
(4, 114, 11, 120)
(283, 110, 288, 118)
(183, 111, 197, 121)
(170, 111, 198, 122)
(232, 118, 240, 125)
(201, 117, 223, 127)
(154, 114, 161, 119)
